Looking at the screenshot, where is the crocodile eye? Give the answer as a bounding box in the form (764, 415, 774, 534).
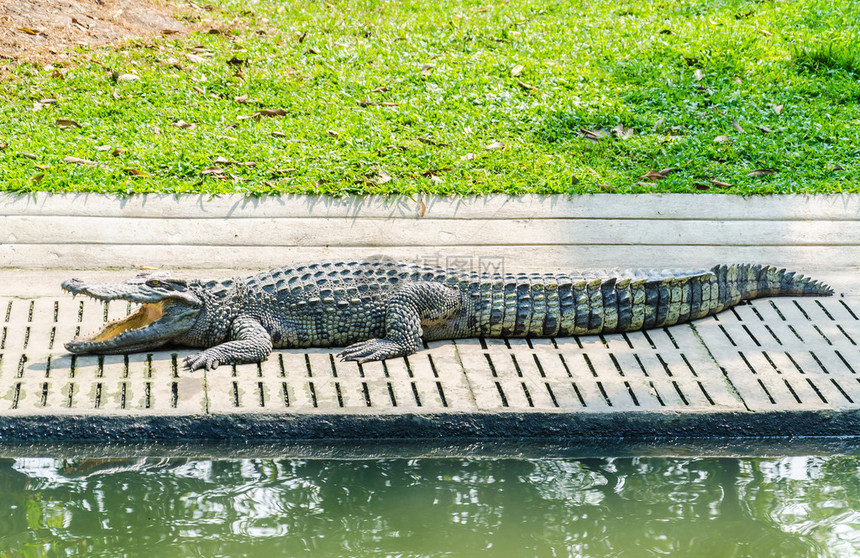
(146, 280, 162, 288)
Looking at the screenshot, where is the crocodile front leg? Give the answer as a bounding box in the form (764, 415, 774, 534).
(185, 315, 273, 371)
(339, 282, 461, 363)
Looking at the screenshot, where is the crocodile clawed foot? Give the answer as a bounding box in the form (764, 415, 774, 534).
(338, 338, 407, 363)
(184, 351, 222, 372)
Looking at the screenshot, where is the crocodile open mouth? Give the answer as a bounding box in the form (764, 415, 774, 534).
(81, 301, 167, 343)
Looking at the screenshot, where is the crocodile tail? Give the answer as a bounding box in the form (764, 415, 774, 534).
(711, 264, 833, 308)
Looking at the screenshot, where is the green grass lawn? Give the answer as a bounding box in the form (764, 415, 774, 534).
(1, 0, 858, 195)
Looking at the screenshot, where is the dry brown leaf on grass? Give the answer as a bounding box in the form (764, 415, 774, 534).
(31, 173, 45, 184)
(710, 179, 733, 188)
(417, 137, 449, 147)
(56, 119, 81, 129)
(484, 141, 505, 150)
(373, 169, 392, 185)
(123, 168, 146, 176)
(713, 135, 731, 143)
(63, 156, 97, 167)
(420, 63, 435, 77)
(172, 120, 196, 130)
(732, 119, 745, 134)
(95, 145, 111, 152)
(774, 104, 783, 115)
(747, 169, 776, 177)
(641, 168, 676, 181)
(693, 69, 704, 82)
(510, 64, 524, 77)
(516, 80, 534, 90)
(257, 108, 287, 117)
(612, 124, 634, 139)
(693, 182, 711, 191)
(116, 73, 140, 82)
(460, 153, 477, 161)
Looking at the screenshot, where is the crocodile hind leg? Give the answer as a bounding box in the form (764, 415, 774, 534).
(339, 282, 461, 363)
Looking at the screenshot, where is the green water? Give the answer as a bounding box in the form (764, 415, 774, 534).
(0, 445, 858, 557)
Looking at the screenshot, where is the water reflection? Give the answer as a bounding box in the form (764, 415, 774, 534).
(0, 455, 857, 557)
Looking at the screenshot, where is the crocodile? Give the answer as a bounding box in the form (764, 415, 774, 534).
(62, 259, 833, 371)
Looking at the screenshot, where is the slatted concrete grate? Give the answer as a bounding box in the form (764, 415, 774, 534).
(1, 296, 858, 432)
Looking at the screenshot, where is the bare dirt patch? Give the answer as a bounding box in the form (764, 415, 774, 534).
(0, 0, 191, 62)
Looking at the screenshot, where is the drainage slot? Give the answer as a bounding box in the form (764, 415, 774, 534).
(830, 379, 853, 403)
(786, 353, 805, 375)
(532, 354, 546, 378)
(484, 354, 498, 377)
(308, 382, 319, 408)
(334, 382, 344, 407)
(812, 325, 832, 345)
(680, 353, 698, 378)
(427, 355, 440, 378)
(4, 301, 11, 322)
(17, 355, 26, 378)
(582, 354, 598, 378)
(662, 328, 679, 349)
(764, 325, 782, 345)
(95, 382, 102, 408)
(510, 355, 523, 377)
(521, 382, 534, 407)
(1, 327, 6, 350)
(12, 382, 20, 410)
(815, 300, 835, 320)
(361, 383, 370, 407)
(757, 379, 776, 404)
(769, 301, 787, 320)
(742, 325, 761, 347)
(809, 351, 829, 374)
(633, 354, 649, 377)
(571, 382, 586, 407)
(68, 383, 76, 408)
(718, 325, 736, 346)
(762, 352, 782, 374)
(836, 325, 856, 345)
(641, 331, 657, 349)
(495, 382, 509, 407)
(787, 325, 804, 342)
(278, 354, 286, 378)
(656, 354, 674, 377)
(304, 355, 313, 377)
(22, 327, 30, 350)
(620, 333, 634, 349)
(624, 381, 639, 406)
(671, 381, 689, 405)
(783, 379, 802, 404)
(608, 353, 624, 377)
(806, 379, 828, 404)
(121, 382, 127, 409)
(835, 351, 856, 374)
(257, 382, 265, 407)
(48, 327, 56, 350)
(545, 383, 559, 407)
(436, 382, 448, 407)
(40, 382, 48, 407)
(649, 381, 665, 406)
(596, 381, 612, 407)
(411, 382, 422, 407)
(282, 382, 290, 407)
(404, 357, 414, 378)
(558, 354, 574, 378)
(232, 381, 239, 407)
(838, 300, 858, 320)
(387, 383, 397, 406)
(738, 352, 758, 374)
(173, 382, 180, 408)
(697, 381, 715, 405)
(792, 301, 812, 321)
